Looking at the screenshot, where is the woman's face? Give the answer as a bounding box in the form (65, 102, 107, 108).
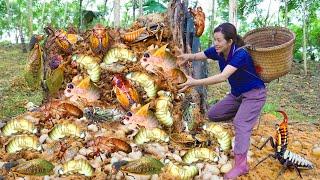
(213, 32, 232, 54)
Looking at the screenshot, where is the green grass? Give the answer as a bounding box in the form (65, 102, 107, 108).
(0, 45, 43, 119)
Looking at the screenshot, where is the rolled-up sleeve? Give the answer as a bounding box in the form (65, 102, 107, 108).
(204, 47, 220, 61)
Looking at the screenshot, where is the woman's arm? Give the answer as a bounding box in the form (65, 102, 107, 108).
(178, 65, 238, 92)
(177, 52, 207, 66)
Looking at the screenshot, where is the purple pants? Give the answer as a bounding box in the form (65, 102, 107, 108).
(207, 88, 267, 154)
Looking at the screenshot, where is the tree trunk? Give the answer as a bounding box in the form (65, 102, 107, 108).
(133, 0, 136, 20)
(208, 0, 215, 47)
(19, 26, 27, 53)
(138, 0, 143, 17)
(284, 0, 288, 27)
(302, 0, 307, 75)
(229, 0, 237, 26)
(114, 0, 121, 27)
(27, 0, 33, 38)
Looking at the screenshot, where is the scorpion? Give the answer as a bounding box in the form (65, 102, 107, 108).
(254, 110, 313, 178)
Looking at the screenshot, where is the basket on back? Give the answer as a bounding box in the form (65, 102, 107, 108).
(243, 27, 295, 83)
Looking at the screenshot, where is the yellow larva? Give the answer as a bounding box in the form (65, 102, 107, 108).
(58, 159, 94, 177)
(165, 161, 199, 180)
(1, 118, 37, 136)
(72, 55, 101, 82)
(203, 123, 231, 152)
(126, 72, 158, 99)
(101, 47, 136, 65)
(48, 123, 86, 140)
(182, 148, 219, 164)
(134, 128, 169, 145)
(154, 90, 173, 127)
(5, 135, 42, 153)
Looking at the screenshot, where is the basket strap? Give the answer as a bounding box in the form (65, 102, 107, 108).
(233, 46, 265, 83)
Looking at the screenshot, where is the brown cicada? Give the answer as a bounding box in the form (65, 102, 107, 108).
(89, 24, 109, 54)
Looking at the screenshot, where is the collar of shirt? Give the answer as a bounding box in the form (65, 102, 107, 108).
(218, 43, 237, 62)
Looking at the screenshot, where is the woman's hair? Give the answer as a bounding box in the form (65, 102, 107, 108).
(214, 23, 245, 47)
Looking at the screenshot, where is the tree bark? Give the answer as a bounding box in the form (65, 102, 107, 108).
(284, 0, 288, 27)
(19, 26, 27, 53)
(138, 0, 143, 17)
(229, 0, 237, 26)
(114, 0, 121, 27)
(302, 0, 307, 75)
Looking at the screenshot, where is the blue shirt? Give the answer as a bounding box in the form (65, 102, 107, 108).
(204, 44, 265, 97)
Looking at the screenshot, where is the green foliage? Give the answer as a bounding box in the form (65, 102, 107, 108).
(143, 0, 167, 14)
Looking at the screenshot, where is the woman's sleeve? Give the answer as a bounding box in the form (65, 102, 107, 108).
(203, 46, 220, 60)
(228, 49, 247, 68)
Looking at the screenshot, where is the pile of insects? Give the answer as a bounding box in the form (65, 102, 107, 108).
(1, 11, 318, 180)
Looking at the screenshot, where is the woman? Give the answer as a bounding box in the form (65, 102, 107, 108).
(178, 23, 266, 179)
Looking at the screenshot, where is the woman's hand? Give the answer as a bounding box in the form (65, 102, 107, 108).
(178, 75, 197, 93)
(177, 54, 190, 66)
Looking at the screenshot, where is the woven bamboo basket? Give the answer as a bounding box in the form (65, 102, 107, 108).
(243, 27, 295, 83)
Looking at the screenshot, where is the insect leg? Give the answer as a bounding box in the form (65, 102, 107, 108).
(254, 154, 275, 169)
(277, 160, 289, 179)
(292, 165, 302, 179)
(254, 136, 275, 150)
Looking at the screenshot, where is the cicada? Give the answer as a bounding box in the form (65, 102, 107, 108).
(89, 24, 109, 54)
(112, 156, 164, 175)
(1, 118, 37, 136)
(126, 72, 158, 99)
(48, 122, 86, 140)
(84, 106, 126, 123)
(5, 135, 42, 153)
(58, 159, 94, 177)
(134, 128, 169, 145)
(54, 29, 80, 53)
(182, 148, 219, 164)
(24, 35, 43, 89)
(155, 90, 174, 127)
(203, 123, 232, 152)
(112, 74, 140, 109)
(11, 159, 54, 176)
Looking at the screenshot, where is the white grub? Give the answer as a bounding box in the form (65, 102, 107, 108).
(151, 174, 159, 180)
(312, 147, 320, 158)
(128, 151, 143, 160)
(88, 124, 99, 132)
(204, 164, 220, 175)
(220, 162, 232, 174)
(39, 134, 49, 144)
